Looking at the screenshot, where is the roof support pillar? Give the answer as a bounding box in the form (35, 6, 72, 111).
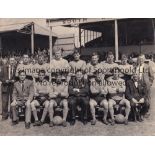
(31, 23, 34, 55)
(0, 36, 2, 58)
(49, 26, 53, 81)
(114, 19, 119, 61)
(79, 26, 81, 52)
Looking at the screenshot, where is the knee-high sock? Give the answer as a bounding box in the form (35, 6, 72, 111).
(41, 108, 48, 122)
(32, 109, 38, 121)
(125, 107, 130, 119)
(90, 106, 96, 120)
(49, 107, 54, 122)
(109, 108, 114, 120)
(63, 107, 68, 121)
(103, 108, 108, 120)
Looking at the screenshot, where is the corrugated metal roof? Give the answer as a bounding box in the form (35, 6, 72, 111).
(0, 22, 57, 37)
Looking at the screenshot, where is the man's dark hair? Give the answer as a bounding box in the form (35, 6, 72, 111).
(111, 67, 121, 74)
(38, 69, 46, 75)
(75, 69, 84, 74)
(73, 48, 80, 55)
(107, 51, 114, 56)
(121, 54, 128, 59)
(23, 54, 29, 57)
(18, 70, 26, 75)
(91, 52, 99, 57)
(94, 69, 103, 75)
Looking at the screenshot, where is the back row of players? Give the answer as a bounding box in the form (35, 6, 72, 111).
(7, 49, 154, 129)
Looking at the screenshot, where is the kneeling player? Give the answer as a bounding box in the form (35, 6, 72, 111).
(49, 73, 69, 127)
(107, 68, 131, 125)
(31, 70, 50, 126)
(89, 71, 108, 125)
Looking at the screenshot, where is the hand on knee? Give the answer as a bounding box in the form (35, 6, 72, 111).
(11, 100, 17, 107)
(63, 101, 68, 109)
(44, 101, 50, 108)
(126, 101, 131, 109)
(102, 101, 109, 110)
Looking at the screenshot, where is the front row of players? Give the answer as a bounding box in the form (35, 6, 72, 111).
(11, 68, 148, 129)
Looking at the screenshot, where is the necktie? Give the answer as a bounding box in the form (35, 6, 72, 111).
(21, 82, 24, 92)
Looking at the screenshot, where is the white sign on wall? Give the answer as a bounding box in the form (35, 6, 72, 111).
(46, 18, 117, 27)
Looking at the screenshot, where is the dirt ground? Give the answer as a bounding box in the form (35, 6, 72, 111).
(0, 83, 155, 136)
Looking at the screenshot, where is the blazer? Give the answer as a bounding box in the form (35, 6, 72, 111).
(12, 79, 34, 102)
(125, 79, 147, 101)
(136, 63, 154, 88)
(69, 77, 89, 97)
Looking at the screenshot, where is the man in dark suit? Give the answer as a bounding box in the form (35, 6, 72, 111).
(11, 70, 34, 129)
(69, 69, 89, 125)
(136, 54, 154, 117)
(0, 57, 17, 120)
(125, 72, 148, 121)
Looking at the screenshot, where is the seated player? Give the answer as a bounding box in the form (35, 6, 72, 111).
(107, 68, 131, 125)
(89, 70, 109, 125)
(31, 70, 50, 126)
(125, 72, 148, 122)
(69, 69, 89, 125)
(11, 70, 34, 129)
(48, 72, 69, 127)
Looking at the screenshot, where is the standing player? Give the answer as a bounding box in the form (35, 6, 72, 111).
(32, 55, 49, 80)
(86, 52, 103, 79)
(118, 54, 134, 81)
(50, 48, 70, 80)
(15, 54, 33, 79)
(101, 51, 118, 79)
(69, 49, 86, 77)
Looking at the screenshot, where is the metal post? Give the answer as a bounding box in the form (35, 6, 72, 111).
(79, 27, 81, 52)
(0, 36, 2, 114)
(49, 26, 53, 61)
(93, 31, 94, 40)
(0, 36, 2, 58)
(151, 19, 155, 45)
(49, 26, 53, 81)
(84, 29, 85, 46)
(87, 30, 88, 43)
(115, 19, 119, 61)
(31, 23, 34, 55)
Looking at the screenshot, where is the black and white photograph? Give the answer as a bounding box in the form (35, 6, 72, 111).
(0, 18, 155, 136)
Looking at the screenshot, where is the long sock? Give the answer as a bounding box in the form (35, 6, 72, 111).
(32, 110, 38, 121)
(103, 109, 108, 120)
(63, 107, 68, 121)
(41, 108, 48, 122)
(109, 108, 114, 120)
(49, 107, 54, 122)
(125, 107, 130, 120)
(90, 106, 96, 120)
